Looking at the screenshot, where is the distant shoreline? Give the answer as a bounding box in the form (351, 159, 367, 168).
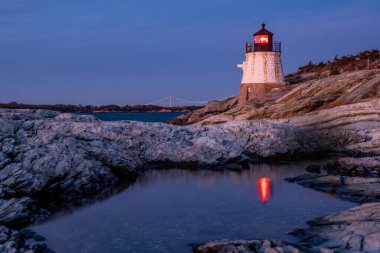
(87, 111, 186, 113)
(0, 102, 203, 113)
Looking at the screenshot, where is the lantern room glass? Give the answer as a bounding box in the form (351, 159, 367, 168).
(254, 35, 269, 44)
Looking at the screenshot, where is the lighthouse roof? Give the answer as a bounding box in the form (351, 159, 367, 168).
(254, 23, 273, 36)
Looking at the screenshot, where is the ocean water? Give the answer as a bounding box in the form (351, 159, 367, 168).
(31, 162, 355, 253)
(81, 112, 185, 123)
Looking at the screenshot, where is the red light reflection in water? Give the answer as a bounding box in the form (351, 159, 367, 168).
(258, 178, 271, 203)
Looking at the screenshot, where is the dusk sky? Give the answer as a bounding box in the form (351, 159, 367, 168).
(1, 0, 379, 105)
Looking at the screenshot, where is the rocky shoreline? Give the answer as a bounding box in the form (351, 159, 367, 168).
(174, 70, 380, 252)
(194, 157, 380, 253)
(0, 226, 53, 253)
(0, 109, 329, 252)
(194, 201, 380, 253)
(281, 157, 380, 253)
(290, 203, 380, 253)
(286, 157, 380, 204)
(1, 106, 380, 252)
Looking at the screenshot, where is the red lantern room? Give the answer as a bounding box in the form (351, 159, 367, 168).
(254, 23, 273, 52)
(245, 23, 281, 53)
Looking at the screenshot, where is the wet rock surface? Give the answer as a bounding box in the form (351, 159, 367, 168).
(286, 173, 380, 203)
(0, 197, 36, 227)
(286, 157, 380, 203)
(0, 226, 52, 253)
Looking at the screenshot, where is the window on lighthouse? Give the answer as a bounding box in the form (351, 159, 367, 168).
(254, 35, 269, 44)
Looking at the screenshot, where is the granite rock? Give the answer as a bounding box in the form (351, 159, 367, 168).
(0, 109, 326, 227)
(291, 203, 380, 253)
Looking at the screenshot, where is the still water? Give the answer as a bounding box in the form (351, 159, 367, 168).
(83, 112, 184, 122)
(31, 162, 355, 253)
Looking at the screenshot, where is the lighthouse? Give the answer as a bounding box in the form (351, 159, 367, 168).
(237, 23, 285, 105)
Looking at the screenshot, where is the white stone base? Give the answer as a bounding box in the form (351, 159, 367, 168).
(238, 52, 284, 84)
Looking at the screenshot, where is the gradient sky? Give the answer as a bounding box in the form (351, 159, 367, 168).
(0, 0, 379, 105)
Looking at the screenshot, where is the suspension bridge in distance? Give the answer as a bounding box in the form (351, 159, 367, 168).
(145, 96, 210, 107)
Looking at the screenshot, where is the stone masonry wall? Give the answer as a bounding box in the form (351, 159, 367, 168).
(238, 82, 285, 105)
(237, 52, 285, 105)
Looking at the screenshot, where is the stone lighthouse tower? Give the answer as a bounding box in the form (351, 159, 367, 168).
(237, 23, 285, 105)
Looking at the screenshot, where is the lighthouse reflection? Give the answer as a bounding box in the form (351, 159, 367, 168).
(258, 177, 272, 203)
(257, 177, 272, 204)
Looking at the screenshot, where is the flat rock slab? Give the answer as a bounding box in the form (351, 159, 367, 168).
(285, 157, 380, 252)
(286, 156, 380, 203)
(286, 174, 380, 203)
(291, 203, 380, 253)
